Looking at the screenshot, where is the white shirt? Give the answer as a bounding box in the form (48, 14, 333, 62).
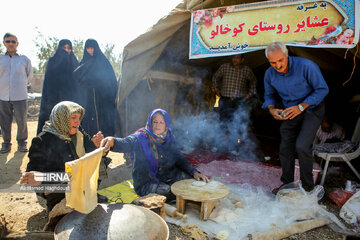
(313, 122, 345, 145)
(0, 53, 33, 101)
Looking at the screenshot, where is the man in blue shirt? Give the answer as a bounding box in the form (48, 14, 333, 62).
(262, 42, 328, 192)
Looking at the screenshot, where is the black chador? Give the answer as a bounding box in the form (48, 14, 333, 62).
(73, 39, 117, 137)
(37, 39, 79, 134)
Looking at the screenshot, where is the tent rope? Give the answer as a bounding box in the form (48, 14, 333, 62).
(342, 44, 358, 86)
(146, 76, 153, 91)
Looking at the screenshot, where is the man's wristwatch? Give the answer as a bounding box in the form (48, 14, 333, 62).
(298, 104, 304, 112)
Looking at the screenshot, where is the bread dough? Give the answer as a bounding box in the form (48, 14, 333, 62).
(65, 148, 103, 214)
(192, 181, 206, 187)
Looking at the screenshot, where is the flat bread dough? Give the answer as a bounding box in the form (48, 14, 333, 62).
(65, 148, 103, 214)
(192, 181, 206, 187)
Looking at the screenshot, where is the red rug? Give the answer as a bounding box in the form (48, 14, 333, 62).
(186, 149, 283, 191)
(185, 149, 230, 167)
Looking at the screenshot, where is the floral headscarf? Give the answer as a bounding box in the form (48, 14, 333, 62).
(42, 101, 85, 141)
(134, 109, 174, 183)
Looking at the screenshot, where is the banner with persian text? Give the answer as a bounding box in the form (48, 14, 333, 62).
(189, 0, 360, 59)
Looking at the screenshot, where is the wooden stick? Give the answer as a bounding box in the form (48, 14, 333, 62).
(165, 203, 187, 221)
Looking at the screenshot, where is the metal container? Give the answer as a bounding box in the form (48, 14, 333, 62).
(54, 203, 169, 240)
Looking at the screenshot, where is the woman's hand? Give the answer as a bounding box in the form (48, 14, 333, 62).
(100, 137, 114, 152)
(20, 172, 42, 185)
(92, 131, 104, 148)
(193, 172, 210, 183)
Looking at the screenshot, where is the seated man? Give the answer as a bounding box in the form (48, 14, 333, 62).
(313, 116, 358, 154)
(313, 115, 345, 145)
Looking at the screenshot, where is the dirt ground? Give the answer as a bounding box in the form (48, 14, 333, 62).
(0, 120, 359, 239)
(0, 120, 193, 240)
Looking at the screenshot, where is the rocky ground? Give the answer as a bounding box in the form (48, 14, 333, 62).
(0, 120, 359, 239)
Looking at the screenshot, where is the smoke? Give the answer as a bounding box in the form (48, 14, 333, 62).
(173, 101, 260, 162)
(150, 43, 261, 161)
(122, 23, 261, 161)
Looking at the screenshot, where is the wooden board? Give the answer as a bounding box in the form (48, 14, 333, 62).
(171, 179, 230, 220)
(171, 179, 229, 202)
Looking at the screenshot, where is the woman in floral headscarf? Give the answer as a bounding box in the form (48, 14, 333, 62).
(101, 109, 209, 201)
(21, 101, 104, 211)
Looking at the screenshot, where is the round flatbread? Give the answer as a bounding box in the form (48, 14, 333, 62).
(192, 181, 206, 187)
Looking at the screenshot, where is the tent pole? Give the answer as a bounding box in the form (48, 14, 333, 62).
(125, 96, 128, 136)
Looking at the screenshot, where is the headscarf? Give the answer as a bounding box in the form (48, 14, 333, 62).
(81, 39, 102, 62)
(134, 109, 174, 183)
(47, 39, 79, 74)
(55, 40, 72, 56)
(74, 39, 116, 88)
(42, 101, 85, 141)
(73, 39, 104, 88)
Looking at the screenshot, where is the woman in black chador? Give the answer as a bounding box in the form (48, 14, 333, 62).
(73, 39, 117, 137)
(37, 39, 79, 134)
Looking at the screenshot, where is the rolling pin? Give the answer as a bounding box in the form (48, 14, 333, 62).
(165, 203, 187, 221)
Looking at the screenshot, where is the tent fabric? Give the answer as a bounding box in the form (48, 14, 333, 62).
(118, 0, 359, 105)
(116, 0, 360, 136)
(117, 0, 220, 105)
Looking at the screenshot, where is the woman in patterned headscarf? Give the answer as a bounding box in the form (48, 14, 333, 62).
(21, 101, 104, 211)
(100, 109, 209, 201)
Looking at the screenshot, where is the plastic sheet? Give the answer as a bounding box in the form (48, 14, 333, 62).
(166, 183, 350, 240)
(340, 190, 360, 224)
(329, 189, 354, 207)
(97, 179, 139, 203)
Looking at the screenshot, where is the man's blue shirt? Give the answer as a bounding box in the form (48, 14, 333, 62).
(262, 56, 329, 110)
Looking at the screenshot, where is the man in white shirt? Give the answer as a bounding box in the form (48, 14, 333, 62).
(0, 33, 33, 153)
(313, 115, 345, 145)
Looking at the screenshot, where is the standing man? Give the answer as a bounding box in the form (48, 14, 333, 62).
(262, 42, 328, 192)
(212, 54, 257, 152)
(0, 33, 33, 153)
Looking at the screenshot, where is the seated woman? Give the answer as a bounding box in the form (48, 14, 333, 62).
(101, 109, 209, 201)
(21, 101, 104, 211)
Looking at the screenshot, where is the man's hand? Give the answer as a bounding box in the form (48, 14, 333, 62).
(269, 103, 309, 120)
(269, 108, 288, 120)
(20, 172, 42, 185)
(215, 89, 221, 97)
(193, 172, 210, 183)
(100, 137, 114, 152)
(282, 106, 302, 120)
(283, 103, 309, 119)
(245, 93, 252, 100)
(92, 131, 104, 148)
